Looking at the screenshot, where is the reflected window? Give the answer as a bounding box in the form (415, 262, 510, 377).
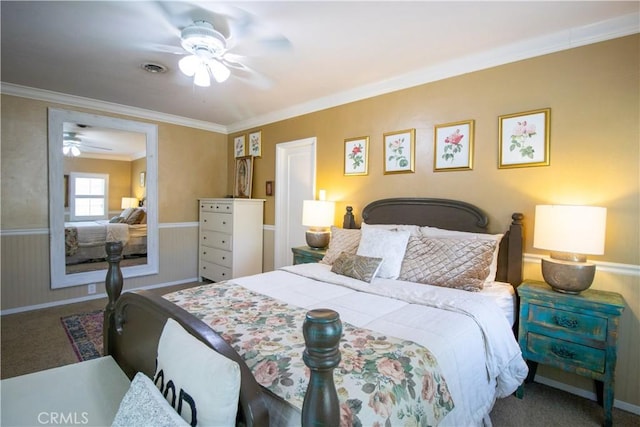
(69, 172, 109, 221)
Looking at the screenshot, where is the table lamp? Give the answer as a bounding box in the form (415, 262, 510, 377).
(121, 197, 138, 209)
(533, 204, 606, 293)
(302, 199, 335, 249)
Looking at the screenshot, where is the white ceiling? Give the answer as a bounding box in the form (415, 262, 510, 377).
(2, 1, 638, 134)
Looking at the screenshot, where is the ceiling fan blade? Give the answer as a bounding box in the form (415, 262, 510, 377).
(79, 144, 113, 151)
(153, 1, 233, 39)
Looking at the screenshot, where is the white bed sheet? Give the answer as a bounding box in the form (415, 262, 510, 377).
(231, 263, 527, 427)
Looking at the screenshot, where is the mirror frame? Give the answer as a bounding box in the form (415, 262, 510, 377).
(48, 108, 159, 288)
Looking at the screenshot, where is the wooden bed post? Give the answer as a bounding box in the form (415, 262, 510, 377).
(302, 309, 342, 427)
(507, 213, 524, 288)
(103, 241, 124, 356)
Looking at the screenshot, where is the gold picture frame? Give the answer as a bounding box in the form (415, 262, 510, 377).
(233, 156, 253, 198)
(249, 130, 262, 157)
(383, 129, 415, 174)
(499, 108, 550, 168)
(434, 120, 474, 171)
(234, 135, 246, 158)
(344, 136, 369, 176)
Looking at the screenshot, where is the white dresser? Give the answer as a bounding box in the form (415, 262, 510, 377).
(198, 198, 265, 282)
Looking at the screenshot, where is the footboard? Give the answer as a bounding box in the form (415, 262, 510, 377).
(102, 241, 343, 426)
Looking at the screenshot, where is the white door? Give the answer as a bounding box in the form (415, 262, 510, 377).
(274, 137, 316, 268)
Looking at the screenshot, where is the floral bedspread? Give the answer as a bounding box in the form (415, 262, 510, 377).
(165, 281, 454, 426)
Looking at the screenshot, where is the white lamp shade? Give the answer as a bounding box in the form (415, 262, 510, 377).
(121, 197, 138, 209)
(533, 205, 606, 255)
(302, 200, 335, 228)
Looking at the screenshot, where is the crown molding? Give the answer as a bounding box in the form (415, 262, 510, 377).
(227, 12, 639, 133)
(0, 83, 228, 134)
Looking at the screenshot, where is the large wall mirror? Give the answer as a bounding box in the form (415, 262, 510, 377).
(48, 108, 158, 289)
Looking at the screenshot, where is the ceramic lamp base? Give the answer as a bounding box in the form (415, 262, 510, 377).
(541, 257, 596, 294)
(306, 230, 330, 249)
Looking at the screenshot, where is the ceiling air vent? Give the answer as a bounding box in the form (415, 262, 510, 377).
(141, 63, 168, 73)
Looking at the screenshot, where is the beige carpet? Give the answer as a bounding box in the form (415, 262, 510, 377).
(2, 282, 638, 426)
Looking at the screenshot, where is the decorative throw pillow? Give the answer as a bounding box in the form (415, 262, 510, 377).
(419, 226, 503, 282)
(124, 208, 145, 225)
(320, 226, 362, 265)
(361, 221, 420, 235)
(109, 216, 125, 223)
(119, 207, 136, 220)
(112, 372, 189, 427)
(399, 236, 497, 291)
(154, 318, 241, 427)
(356, 227, 410, 279)
(331, 252, 383, 283)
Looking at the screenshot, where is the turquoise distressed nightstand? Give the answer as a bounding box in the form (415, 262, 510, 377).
(292, 246, 327, 265)
(516, 280, 624, 427)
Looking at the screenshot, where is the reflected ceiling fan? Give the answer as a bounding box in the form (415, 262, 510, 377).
(63, 132, 112, 157)
(149, 2, 291, 88)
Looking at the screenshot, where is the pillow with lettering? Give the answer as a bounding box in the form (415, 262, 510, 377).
(154, 318, 240, 427)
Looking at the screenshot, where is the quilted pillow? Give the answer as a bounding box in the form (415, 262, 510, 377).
(124, 208, 145, 225)
(112, 372, 189, 427)
(419, 226, 503, 282)
(356, 227, 410, 279)
(399, 236, 497, 291)
(320, 226, 361, 265)
(331, 252, 383, 283)
(154, 318, 240, 427)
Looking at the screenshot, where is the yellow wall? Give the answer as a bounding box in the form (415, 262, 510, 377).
(230, 35, 640, 408)
(0, 95, 228, 309)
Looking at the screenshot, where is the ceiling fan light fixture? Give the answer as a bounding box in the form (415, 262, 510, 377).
(193, 64, 211, 87)
(178, 55, 199, 77)
(180, 20, 226, 55)
(207, 58, 230, 83)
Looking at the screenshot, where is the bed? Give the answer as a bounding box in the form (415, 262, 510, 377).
(65, 208, 147, 265)
(99, 197, 528, 426)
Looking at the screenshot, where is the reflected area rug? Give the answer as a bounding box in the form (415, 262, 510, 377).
(60, 310, 103, 361)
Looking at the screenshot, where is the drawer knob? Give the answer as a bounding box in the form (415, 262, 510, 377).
(550, 343, 576, 360)
(203, 251, 207, 255)
(204, 219, 207, 222)
(222, 256, 226, 260)
(552, 315, 578, 329)
(203, 236, 207, 240)
(222, 221, 226, 225)
(222, 240, 226, 244)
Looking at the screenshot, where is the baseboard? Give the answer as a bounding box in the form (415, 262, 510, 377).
(535, 375, 640, 415)
(0, 278, 199, 316)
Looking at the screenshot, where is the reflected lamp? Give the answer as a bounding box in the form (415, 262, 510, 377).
(302, 200, 335, 249)
(121, 197, 139, 209)
(533, 205, 606, 294)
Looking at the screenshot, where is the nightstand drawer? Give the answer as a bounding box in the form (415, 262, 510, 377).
(201, 230, 232, 251)
(201, 247, 232, 268)
(529, 305, 607, 342)
(526, 332, 605, 373)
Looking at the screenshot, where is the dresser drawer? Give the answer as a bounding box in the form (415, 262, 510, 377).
(200, 201, 233, 213)
(526, 332, 606, 373)
(199, 260, 232, 282)
(201, 247, 232, 268)
(200, 230, 232, 251)
(200, 212, 232, 233)
(528, 304, 607, 342)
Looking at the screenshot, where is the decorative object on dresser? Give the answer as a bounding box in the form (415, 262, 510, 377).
(233, 156, 254, 198)
(292, 246, 327, 265)
(301, 196, 335, 249)
(516, 280, 624, 427)
(198, 198, 265, 282)
(533, 204, 607, 293)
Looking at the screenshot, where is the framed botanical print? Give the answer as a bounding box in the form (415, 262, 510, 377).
(233, 156, 253, 198)
(383, 129, 415, 174)
(234, 135, 246, 158)
(344, 136, 369, 176)
(434, 120, 474, 171)
(249, 131, 262, 157)
(499, 108, 550, 168)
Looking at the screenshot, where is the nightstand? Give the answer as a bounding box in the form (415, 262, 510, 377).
(292, 246, 327, 265)
(516, 280, 624, 427)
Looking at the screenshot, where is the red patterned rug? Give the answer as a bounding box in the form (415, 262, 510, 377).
(60, 310, 104, 361)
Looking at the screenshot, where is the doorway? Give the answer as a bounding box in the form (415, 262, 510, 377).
(274, 137, 316, 268)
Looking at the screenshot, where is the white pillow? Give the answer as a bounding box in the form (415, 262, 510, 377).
(112, 372, 189, 427)
(119, 207, 136, 219)
(419, 226, 503, 282)
(356, 227, 410, 279)
(361, 221, 420, 235)
(154, 318, 240, 427)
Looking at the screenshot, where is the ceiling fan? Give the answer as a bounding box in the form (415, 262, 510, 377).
(148, 2, 291, 88)
(63, 132, 112, 157)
